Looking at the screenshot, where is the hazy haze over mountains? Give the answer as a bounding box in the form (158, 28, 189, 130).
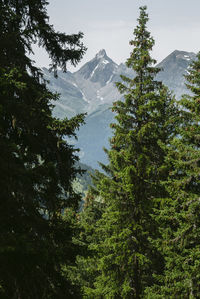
(43, 49, 196, 168)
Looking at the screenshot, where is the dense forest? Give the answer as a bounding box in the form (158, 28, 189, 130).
(1, 1, 200, 298)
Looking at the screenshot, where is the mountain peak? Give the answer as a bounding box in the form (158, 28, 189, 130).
(75, 49, 117, 85)
(96, 49, 107, 59)
(159, 50, 196, 64)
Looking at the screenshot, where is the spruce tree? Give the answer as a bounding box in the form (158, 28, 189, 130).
(67, 191, 105, 298)
(148, 52, 200, 298)
(86, 6, 178, 298)
(0, 1, 86, 298)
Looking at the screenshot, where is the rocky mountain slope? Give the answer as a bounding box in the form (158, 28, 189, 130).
(156, 50, 196, 98)
(43, 49, 196, 168)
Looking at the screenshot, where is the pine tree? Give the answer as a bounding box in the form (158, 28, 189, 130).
(67, 191, 105, 298)
(0, 1, 86, 298)
(85, 6, 178, 298)
(148, 52, 200, 298)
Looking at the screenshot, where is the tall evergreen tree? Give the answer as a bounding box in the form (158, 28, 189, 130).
(66, 191, 105, 298)
(85, 6, 178, 298)
(0, 1, 86, 298)
(148, 52, 200, 298)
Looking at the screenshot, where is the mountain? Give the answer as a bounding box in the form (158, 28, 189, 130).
(43, 68, 88, 119)
(75, 49, 117, 85)
(156, 50, 196, 98)
(43, 49, 196, 168)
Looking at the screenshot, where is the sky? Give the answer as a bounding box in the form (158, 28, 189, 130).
(32, 0, 200, 71)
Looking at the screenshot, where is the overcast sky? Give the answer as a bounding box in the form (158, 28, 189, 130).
(32, 0, 200, 71)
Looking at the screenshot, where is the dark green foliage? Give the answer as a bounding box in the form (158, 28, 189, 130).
(82, 6, 178, 298)
(148, 52, 200, 298)
(0, 1, 86, 298)
(67, 191, 105, 298)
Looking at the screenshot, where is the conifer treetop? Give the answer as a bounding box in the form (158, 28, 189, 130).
(84, 6, 178, 298)
(0, 0, 86, 75)
(116, 6, 161, 99)
(126, 6, 159, 75)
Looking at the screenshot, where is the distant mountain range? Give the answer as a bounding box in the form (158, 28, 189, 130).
(43, 49, 196, 169)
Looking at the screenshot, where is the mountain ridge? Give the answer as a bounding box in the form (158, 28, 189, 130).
(43, 49, 196, 168)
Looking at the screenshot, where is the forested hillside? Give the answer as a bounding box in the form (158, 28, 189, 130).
(1, 1, 200, 298)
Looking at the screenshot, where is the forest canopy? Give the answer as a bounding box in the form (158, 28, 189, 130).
(1, 2, 200, 298)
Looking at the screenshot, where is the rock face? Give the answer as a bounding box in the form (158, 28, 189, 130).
(43, 49, 196, 168)
(75, 49, 117, 85)
(156, 50, 196, 98)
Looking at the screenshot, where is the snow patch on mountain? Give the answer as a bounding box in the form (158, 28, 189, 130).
(102, 59, 109, 65)
(184, 54, 191, 61)
(80, 89, 90, 103)
(90, 64, 99, 79)
(106, 74, 114, 85)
